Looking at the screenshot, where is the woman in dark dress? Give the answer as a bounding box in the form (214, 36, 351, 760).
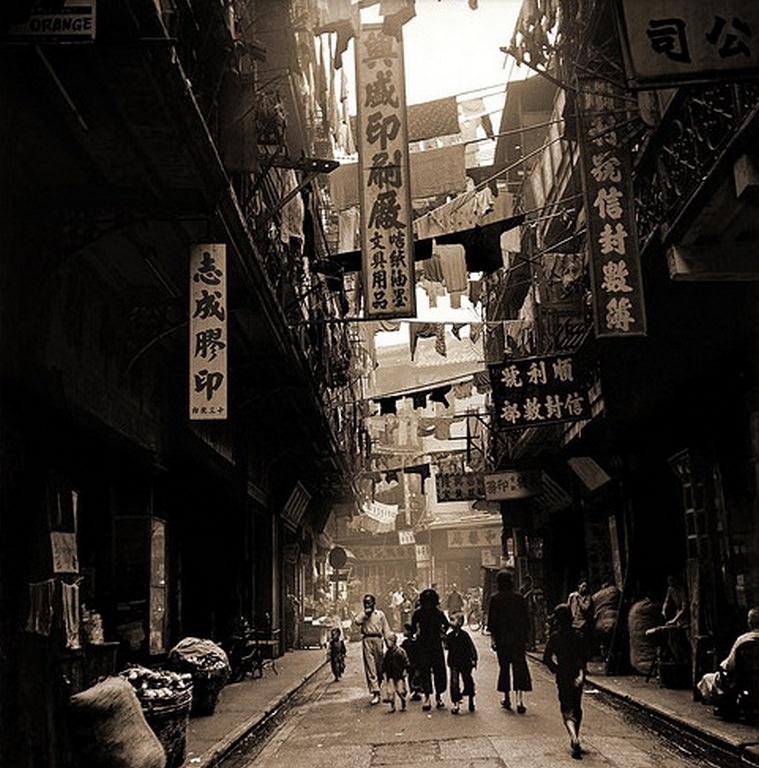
(543, 603, 587, 759)
(411, 588, 450, 711)
(486, 569, 532, 713)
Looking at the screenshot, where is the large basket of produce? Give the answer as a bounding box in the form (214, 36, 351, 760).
(120, 666, 193, 768)
(167, 637, 231, 716)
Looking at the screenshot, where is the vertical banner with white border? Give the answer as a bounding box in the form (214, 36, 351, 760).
(189, 243, 227, 420)
(578, 80, 647, 338)
(355, 24, 416, 319)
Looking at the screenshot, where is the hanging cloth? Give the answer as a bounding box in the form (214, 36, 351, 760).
(61, 582, 82, 650)
(25, 579, 55, 637)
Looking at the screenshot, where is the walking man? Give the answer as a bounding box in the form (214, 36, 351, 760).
(354, 593, 393, 704)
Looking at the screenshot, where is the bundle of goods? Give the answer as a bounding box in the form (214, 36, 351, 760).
(167, 637, 231, 715)
(627, 597, 663, 675)
(68, 675, 166, 768)
(119, 666, 193, 768)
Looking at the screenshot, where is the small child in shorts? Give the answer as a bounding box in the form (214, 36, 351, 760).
(327, 626, 346, 681)
(381, 634, 409, 712)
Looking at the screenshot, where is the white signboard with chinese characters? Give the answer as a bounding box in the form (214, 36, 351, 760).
(355, 24, 416, 319)
(189, 244, 227, 420)
(618, 0, 759, 88)
(577, 80, 647, 338)
(447, 527, 501, 549)
(484, 470, 543, 501)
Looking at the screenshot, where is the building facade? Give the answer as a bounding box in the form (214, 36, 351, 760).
(0, 1, 363, 764)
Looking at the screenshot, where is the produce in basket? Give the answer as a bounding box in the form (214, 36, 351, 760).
(168, 637, 231, 680)
(119, 665, 193, 705)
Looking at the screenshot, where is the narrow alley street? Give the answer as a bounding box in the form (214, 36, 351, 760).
(236, 630, 719, 768)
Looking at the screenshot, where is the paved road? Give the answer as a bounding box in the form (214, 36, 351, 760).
(238, 628, 716, 768)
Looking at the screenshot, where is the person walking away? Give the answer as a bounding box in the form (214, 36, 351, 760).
(411, 588, 450, 711)
(390, 584, 405, 631)
(446, 583, 465, 620)
(567, 578, 595, 663)
(327, 627, 346, 681)
(446, 612, 478, 713)
(284, 593, 299, 650)
(543, 603, 588, 760)
(353, 593, 393, 704)
(401, 623, 422, 700)
(486, 569, 532, 713)
(381, 633, 409, 712)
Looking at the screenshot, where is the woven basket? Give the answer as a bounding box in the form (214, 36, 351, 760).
(142, 688, 193, 768)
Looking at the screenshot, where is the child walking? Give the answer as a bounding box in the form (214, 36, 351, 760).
(543, 604, 587, 759)
(327, 627, 346, 681)
(446, 612, 478, 714)
(400, 623, 422, 701)
(381, 634, 409, 712)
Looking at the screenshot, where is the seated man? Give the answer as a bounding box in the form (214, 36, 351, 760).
(698, 606, 759, 721)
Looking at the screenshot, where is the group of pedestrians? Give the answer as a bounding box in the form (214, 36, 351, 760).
(329, 572, 594, 760)
(348, 589, 478, 715)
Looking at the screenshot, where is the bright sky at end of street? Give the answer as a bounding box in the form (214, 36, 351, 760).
(347, 0, 526, 348)
(400, 0, 523, 105)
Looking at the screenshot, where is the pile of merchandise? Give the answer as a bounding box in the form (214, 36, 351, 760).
(167, 637, 231, 715)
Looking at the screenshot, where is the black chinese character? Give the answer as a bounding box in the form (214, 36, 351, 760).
(365, 111, 401, 150)
(369, 190, 403, 229)
(646, 17, 691, 63)
(192, 250, 223, 286)
(705, 16, 752, 58)
(193, 369, 224, 401)
(192, 289, 225, 322)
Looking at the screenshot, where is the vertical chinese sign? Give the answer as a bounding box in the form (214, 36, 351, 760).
(355, 24, 416, 319)
(577, 81, 647, 338)
(189, 244, 227, 420)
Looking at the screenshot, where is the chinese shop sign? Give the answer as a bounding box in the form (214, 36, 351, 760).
(618, 0, 759, 88)
(489, 354, 592, 429)
(578, 81, 647, 338)
(447, 527, 501, 549)
(355, 24, 416, 319)
(484, 470, 542, 501)
(189, 244, 227, 420)
(352, 545, 414, 561)
(435, 472, 485, 502)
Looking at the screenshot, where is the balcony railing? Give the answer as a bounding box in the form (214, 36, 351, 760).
(634, 81, 759, 252)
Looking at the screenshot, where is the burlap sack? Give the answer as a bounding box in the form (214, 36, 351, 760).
(68, 676, 166, 768)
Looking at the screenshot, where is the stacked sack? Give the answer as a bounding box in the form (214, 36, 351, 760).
(68, 676, 166, 768)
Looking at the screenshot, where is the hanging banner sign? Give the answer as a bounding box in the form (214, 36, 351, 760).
(484, 470, 543, 500)
(489, 354, 592, 429)
(435, 472, 485, 502)
(363, 500, 399, 525)
(447, 527, 501, 549)
(355, 24, 416, 319)
(189, 244, 228, 420)
(617, 0, 759, 89)
(577, 81, 647, 338)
